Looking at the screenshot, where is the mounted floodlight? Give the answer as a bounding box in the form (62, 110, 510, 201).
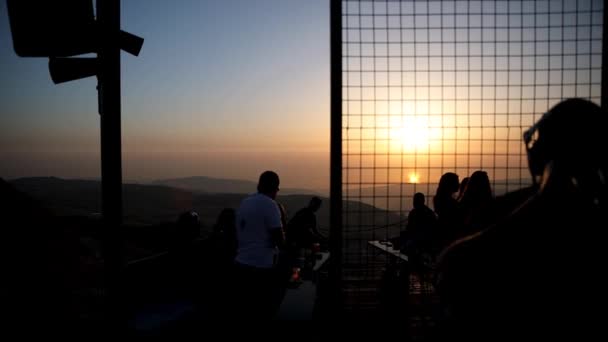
(6, 0, 144, 83)
(49, 57, 98, 84)
(7, 0, 96, 57)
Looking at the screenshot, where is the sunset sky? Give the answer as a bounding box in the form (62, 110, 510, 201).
(0, 0, 330, 190)
(0, 0, 603, 193)
(341, 0, 602, 189)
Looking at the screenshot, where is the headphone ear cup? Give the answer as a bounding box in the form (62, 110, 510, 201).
(527, 143, 546, 178)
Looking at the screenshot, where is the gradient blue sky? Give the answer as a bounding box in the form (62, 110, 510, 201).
(0, 0, 330, 189)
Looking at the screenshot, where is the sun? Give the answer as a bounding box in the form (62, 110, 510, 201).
(408, 173, 420, 184)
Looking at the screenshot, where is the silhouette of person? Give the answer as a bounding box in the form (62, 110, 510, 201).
(457, 170, 495, 237)
(432, 172, 461, 252)
(404, 192, 437, 270)
(174, 211, 200, 247)
(171, 210, 200, 262)
(435, 98, 607, 339)
(286, 196, 325, 250)
(233, 170, 286, 319)
(204, 208, 237, 318)
(167, 211, 201, 299)
(283, 196, 325, 286)
(211, 208, 237, 266)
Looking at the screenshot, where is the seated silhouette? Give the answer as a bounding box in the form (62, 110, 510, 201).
(286, 196, 326, 250)
(402, 192, 436, 270)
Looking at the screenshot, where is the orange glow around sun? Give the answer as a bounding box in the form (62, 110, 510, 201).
(408, 173, 420, 184)
(388, 114, 441, 153)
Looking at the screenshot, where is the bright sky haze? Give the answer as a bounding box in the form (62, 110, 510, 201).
(0, 0, 330, 190)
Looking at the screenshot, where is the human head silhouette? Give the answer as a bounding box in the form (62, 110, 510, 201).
(461, 170, 491, 204)
(176, 210, 200, 242)
(308, 196, 322, 212)
(214, 208, 236, 234)
(413, 192, 426, 209)
(437, 172, 460, 195)
(257, 170, 280, 199)
(524, 98, 607, 203)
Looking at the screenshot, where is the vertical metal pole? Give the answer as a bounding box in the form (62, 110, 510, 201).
(602, 2, 608, 108)
(97, 0, 124, 329)
(330, 0, 343, 314)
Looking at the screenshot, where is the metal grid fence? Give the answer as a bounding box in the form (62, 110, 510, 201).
(332, 0, 604, 317)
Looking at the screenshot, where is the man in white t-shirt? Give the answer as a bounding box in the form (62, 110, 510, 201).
(234, 170, 286, 319)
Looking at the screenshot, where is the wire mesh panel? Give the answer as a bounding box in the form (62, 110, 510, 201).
(335, 0, 603, 318)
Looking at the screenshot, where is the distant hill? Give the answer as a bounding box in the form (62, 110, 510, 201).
(349, 178, 532, 211)
(9, 177, 401, 235)
(10, 176, 529, 225)
(10, 177, 197, 225)
(151, 176, 321, 196)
